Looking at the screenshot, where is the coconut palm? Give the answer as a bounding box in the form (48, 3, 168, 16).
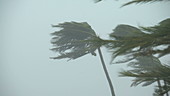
(50, 21, 116, 96)
(103, 19, 170, 95)
(91, 0, 170, 95)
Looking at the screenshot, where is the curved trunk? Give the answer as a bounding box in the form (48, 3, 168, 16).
(98, 48, 116, 96)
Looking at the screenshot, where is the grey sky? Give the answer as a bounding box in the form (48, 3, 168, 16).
(1, 0, 170, 96)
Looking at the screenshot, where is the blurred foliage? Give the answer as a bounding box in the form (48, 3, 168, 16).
(50, 22, 105, 60)
(104, 18, 170, 63)
(119, 55, 170, 95)
(93, 0, 170, 7)
(121, 0, 170, 7)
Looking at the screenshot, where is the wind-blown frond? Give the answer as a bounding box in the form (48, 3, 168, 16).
(121, 0, 169, 7)
(93, 0, 170, 7)
(50, 21, 104, 60)
(119, 55, 170, 95)
(107, 24, 147, 62)
(140, 18, 170, 57)
(94, 0, 103, 3)
(106, 18, 170, 63)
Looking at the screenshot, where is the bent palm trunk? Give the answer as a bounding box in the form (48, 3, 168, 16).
(98, 48, 116, 96)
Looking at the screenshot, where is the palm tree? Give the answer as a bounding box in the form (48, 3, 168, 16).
(50, 21, 116, 96)
(91, 0, 170, 95)
(101, 19, 170, 95)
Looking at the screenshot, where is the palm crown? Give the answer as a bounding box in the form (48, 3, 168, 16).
(50, 22, 103, 60)
(50, 21, 116, 96)
(105, 18, 170, 63)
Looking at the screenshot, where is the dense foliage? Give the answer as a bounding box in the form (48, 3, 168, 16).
(119, 56, 170, 95)
(50, 22, 103, 60)
(106, 18, 170, 63)
(106, 18, 170, 95)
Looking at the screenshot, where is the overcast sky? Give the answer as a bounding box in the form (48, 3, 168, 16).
(1, 0, 170, 96)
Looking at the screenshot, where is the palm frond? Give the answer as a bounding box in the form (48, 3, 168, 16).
(93, 0, 103, 3)
(121, 0, 170, 7)
(106, 18, 170, 63)
(50, 21, 104, 60)
(119, 55, 170, 95)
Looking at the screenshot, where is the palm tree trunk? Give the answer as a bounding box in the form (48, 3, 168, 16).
(157, 78, 163, 96)
(98, 48, 116, 96)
